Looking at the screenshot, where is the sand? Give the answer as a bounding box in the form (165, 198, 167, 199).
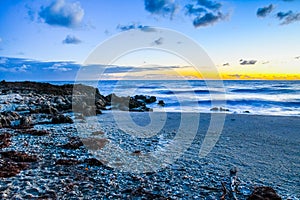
(1, 111, 299, 199)
(79, 112, 300, 199)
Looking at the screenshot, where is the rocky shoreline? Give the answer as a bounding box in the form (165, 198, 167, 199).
(0, 81, 288, 199)
(0, 81, 161, 129)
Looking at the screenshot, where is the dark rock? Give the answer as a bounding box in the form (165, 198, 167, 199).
(95, 98, 107, 110)
(0, 159, 28, 178)
(0, 111, 21, 128)
(85, 158, 105, 167)
(122, 187, 168, 199)
(145, 96, 157, 103)
(61, 137, 83, 150)
(91, 131, 105, 135)
(134, 95, 147, 101)
(0, 133, 11, 148)
(51, 114, 73, 124)
(210, 107, 229, 112)
(19, 116, 32, 127)
(247, 186, 281, 200)
(19, 129, 50, 136)
(55, 159, 81, 165)
(0, 151, 38, 162)
(220, 107, 229, 112)
(210, 107, 219, 111)
(0, 115, 11, 128)
(31, 105, 59, 114)
(158, 100, 165, 106)
(132, 150, 142, 156)
(244, 110, 250, 113)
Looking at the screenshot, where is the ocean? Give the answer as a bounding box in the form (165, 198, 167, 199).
(47, 80, 300, 116)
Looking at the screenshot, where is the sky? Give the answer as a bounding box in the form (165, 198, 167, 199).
(0, 0, 299, 80)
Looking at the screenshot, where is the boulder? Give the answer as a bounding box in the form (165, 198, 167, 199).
(0, 159, 28, 178)
(85, 158, 105, 167)
(0, 151, 38, 162)
(247, 186, 281, 200)
(19, 116, 32, 127)
(60, 137, 83, 150)
(19, 129, 50, 136)
(51, 114, 73, 124)
(145, 96, 156, 103)
(55, 159, 81, 166)
(158, 100, 165, 106)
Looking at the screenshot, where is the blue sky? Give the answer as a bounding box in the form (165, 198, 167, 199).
(0, 0, 299, 80)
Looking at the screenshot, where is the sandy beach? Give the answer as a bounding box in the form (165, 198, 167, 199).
(1, 107, 299, 199)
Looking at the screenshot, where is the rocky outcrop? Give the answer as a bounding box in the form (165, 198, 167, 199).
(210, 107, 229, 112)
(0, 159, 28, 178)
(51, 114, 73, 124)
(0, 133, 11, 148)
(106, 93, 155, 112)
(247, 186, 282, 200)
(0, 111, 21, 128)
(0, 81, 159, 130)
(0, 151, 38, 178)
(60, 137, 84, 150)
(18, 129, 50, 136)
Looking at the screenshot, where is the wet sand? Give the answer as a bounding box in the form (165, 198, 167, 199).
(1, 111, 299, 199)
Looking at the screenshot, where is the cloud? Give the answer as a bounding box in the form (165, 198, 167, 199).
(116, 24, 157, 32)
(185, 4, 206, 16)
(0, 37, 2, 43)
(276, 10, 300, 25)
(239, 59, 257, 65)
(295, 56, 300, 59)
(0, 64, 30, 73)
(222, 63, 230, 66)
(62, 35, 82, 44)
(144, 0, 178, 19)
(45, 63, 72, 71)
(0, 57, 80, 81)
(185, 0, 227, 28)
(194, 12, 225, 27)
(39, 0, 84, 28)
(197, 0, 222, 11)
(257, 4, 274, 18)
